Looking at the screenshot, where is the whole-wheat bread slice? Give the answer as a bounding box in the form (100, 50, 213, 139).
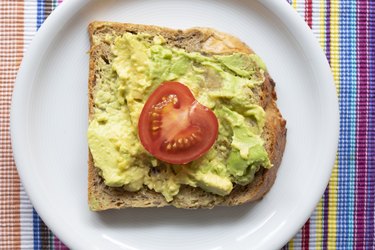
(87, 21, 287, 210)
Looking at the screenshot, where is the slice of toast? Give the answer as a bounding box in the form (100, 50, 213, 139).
(88, 21, 287, 210)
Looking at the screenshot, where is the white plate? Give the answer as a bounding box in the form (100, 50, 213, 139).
(11, 0, 339, 249)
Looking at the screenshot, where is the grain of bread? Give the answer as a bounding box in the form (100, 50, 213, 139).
(88, 21, 287, 210)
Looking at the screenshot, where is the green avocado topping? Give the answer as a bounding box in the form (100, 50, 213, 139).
(87, 33, 271, 201)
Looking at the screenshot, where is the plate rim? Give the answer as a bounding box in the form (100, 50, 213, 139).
(10, 0, 339, 249)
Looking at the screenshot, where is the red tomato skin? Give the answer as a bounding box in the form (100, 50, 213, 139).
(138, 82, 218, 164)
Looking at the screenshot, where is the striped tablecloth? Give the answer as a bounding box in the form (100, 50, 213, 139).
(0, 0, 373, 249)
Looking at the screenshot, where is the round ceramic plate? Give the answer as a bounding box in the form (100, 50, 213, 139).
(11, 0, 339, 249)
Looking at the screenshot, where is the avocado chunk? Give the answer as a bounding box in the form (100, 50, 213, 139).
(196, 172, 233, 196)
(227, 149, 262, 185)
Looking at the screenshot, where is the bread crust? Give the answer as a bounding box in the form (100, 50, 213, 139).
(87, 22, 287, 210)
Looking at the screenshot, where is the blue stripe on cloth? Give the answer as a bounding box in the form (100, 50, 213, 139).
(337, 0, 357, 248)
(348, 0, 356, 248)
(37, 0, 44, 29)
(32, 208, 40, 249)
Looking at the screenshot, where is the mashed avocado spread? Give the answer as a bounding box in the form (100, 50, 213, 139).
(88, 33, 271, 201)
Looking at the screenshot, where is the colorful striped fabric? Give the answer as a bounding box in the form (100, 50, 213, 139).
(1, 2, 68, 249)
(0, 0, 373, 249)
(284, 0, 375, 249)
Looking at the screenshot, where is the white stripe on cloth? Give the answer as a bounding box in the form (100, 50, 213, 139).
(308, 1, 323, 249)
(292, 227, 303, 248)
(295, 0, 305, 21)
(19, 184, 34, 249)
(309, 209, 319, 249)
(20, 0, 37, 249)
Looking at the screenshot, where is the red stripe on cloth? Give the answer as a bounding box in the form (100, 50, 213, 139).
(304, 0, 313, 28)
(354, 0, 369, 248)
(0, 0, 24, 249)
(302, 219, 310, 250)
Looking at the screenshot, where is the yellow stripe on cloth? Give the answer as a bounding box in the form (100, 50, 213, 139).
(328, 0, 340, 248)
(315, 2, 326, 248)
(292, 0, 297, 9)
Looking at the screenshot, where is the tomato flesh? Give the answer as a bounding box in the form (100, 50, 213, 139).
(138, 82, 218, 164)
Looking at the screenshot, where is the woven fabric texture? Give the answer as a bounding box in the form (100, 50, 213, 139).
(0, 0, 373, 249)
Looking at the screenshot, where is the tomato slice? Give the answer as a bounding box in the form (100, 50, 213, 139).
(138, 82, 219, 164)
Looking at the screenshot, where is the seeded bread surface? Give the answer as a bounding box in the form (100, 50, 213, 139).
(88, 21, 287, 211)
